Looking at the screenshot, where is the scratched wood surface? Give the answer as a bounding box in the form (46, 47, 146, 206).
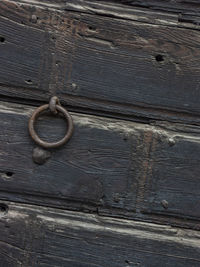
(0, 201, 200, 267)
(0, 101, 200, 229)
(1, 0, 200, 265)
(64, 0, 200, 25)
(115, 0, 200, 15)
(1, 0, 200, 124)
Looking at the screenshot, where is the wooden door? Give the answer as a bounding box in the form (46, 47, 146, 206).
(0, 0, 200, 266)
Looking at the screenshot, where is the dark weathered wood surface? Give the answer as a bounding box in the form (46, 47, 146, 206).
(64, 0, 200, 26)
(1, 0, 200, 124)
(10, 0, 200, 21)
(115, 0, 200, 16)
(0, 101, 136, 213)
(1, 101, 200, 229)
(0, 201, 200, 267)
(0, 0, 200, 264)
(0, 0, 200, 266)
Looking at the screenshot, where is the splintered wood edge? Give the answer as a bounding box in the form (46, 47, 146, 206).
(5, 0, 200, 30)
(2, 200, 200, 248)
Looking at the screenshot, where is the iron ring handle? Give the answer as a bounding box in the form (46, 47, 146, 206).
(28, 97, 73, 149)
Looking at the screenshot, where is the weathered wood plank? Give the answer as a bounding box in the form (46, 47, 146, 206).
(116, 0, 200, 16)
(140, 128, 200, 220)
(0, 14, 52, 91)
(64, 0, 200, 27)
(10, 0, 200, 19)
(1, 101, 200, 228)
(1, 1, 200, 124)
(0, 101, 138, 213)
(0, 201, 200, 267)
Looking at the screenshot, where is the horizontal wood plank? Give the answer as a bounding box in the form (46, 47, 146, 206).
(1, 1, 200, 124)
(0, 101, 138, 212)
(10, 0, 200, 20)
(115, 0, 200, 16)
(1, 101, 200, 228)
(141, 130, 200, 219)
(64, 0, 200, 27)
(0, 201, 200, 267)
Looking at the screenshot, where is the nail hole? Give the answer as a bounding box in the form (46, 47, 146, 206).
(0, 37, 5, 43)
(6, 171, 13, 177)
(0, 203, 8, 215)
(25, 79, 33, 84)
(88, 26, 96, 32)
(1, 171, 14, 179)
(155, 54, 164, 62)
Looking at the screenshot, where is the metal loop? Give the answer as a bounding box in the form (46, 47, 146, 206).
(49, 96, 60, 114)
(28, 97, 73, 149)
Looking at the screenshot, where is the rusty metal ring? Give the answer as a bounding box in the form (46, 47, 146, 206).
(28, 104, 73, 149)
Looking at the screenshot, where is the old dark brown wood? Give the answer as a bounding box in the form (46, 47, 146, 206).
(0, 201, 200, 267)
(1, 1, 200, 124)
(1, 101, 200, 229)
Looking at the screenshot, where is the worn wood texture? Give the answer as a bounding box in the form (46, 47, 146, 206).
(0, 101, 200, 229)
(10, 0, 200, 20)
(0, 201, 200, 267)
(64, 0, 200, 26)
(115, 0, 200, 16)
(1, 0, 200, 124)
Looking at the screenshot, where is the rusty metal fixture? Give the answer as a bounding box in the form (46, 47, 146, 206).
(32, 147, 51, 165)
(28, 97, 73, 149)
(49, 96, 60, 114)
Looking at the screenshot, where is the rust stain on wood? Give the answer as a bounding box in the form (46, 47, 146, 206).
(135, 130, 156, 211)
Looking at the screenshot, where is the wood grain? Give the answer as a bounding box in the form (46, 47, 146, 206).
(0, 101, 138, 213)
(1, 201, 200, 267)
(1, 1, 200, 124)
(115, 0, 200, 15)
(1, 101, 200, 228)
(10, 0, 200, 19)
